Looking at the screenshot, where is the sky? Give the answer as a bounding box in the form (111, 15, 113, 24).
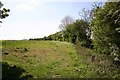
(0, 0, 106, 40)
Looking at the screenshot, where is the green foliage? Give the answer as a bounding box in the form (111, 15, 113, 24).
(91, 2, 120, 61)
(0, 8, 10, 18)
(0, 1, 10, 21)
(64, 19, 91, 47)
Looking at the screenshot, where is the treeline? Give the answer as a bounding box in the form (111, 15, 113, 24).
(30, 17, 92, 48)
(30, 2, 120, 63)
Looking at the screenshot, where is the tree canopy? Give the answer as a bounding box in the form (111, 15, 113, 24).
(91, 2, 120, 61)
(59, 15, 74, 31)
(0, 1, 10, 23)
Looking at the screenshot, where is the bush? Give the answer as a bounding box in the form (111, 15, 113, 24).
(110, 44, 120, 62)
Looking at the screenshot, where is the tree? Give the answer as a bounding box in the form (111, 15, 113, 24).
(64, 19, 91, 46)
(91, 1, 120, 62)
(79, 8, 94, 41)
(79, 8, 92, 23)
(0, 1, 10, 23)
(59, 15, 74, 30)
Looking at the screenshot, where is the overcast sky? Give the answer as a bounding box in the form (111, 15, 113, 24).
(0, 0, 106, 40)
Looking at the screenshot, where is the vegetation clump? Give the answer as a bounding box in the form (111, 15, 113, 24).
(3, 52, 9, 55)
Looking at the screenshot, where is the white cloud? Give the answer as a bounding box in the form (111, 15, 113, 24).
(15, 0, 41, 11)
(29, 0, 39, 6)
(16, 3, 34, 10)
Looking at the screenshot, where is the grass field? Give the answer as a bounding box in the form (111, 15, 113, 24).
(1, 40, 120, 79)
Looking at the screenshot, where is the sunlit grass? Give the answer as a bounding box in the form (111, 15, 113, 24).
(2, 40, 120, 78)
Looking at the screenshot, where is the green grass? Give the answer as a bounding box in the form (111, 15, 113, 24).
(2, 40, 120, 79)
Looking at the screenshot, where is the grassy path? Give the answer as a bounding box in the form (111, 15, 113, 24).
(2, 40, 120, 79)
